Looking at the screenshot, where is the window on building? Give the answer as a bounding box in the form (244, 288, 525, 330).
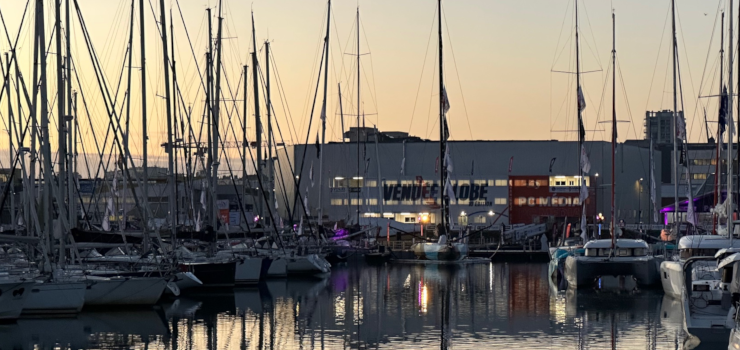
(404, 217, 416, 223)
(495, 198, 507, 205)
(693, 173, 708, 180)
(513, 180, 527, 187)
(367, 198, 378, 205)
(332, 178, 347, 188)
(331, 199, 343, 206)
(495, 179, 508, 186)
(349, 178, 364, 188)
(365, 179, 378, 187)
(473, 216, 487, 224)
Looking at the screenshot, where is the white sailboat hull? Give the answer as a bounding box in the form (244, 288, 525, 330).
(267, 257, 287, 277)
(84, 277, 166, 306)
(23, 281, 86, 314)
(235, 257, 263, 285)
(286, 254, 331, 275)
(660, 260, 683, 298)
(0, 281, 34, 320)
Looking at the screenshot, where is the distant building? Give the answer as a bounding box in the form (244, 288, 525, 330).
(645, 110, 684, 145)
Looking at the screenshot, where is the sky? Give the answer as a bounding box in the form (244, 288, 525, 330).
(0, 0, 731, 173)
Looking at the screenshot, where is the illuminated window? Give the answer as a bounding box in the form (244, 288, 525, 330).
(332, 178, 347, 188)
(513, 180, 527, 187)
(495, 179, 508, 186)
(349, 178, 364, 188)
(365, 179, 378, 187)
(367, 198, 378, 205)
(495, 198, 507, 205)
(330, 199, 343, 205)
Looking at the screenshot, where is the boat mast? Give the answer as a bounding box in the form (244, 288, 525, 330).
(438, 0, 448, 232)
(158, 0, 176, 237)
(715, 12, 725, 235)
(251, 11, 263, 223)
(213, 1, 223, 229)
(575, 0, 585, 243)
(356, 7, 361, 225)
(242, 65, 248, 225)
(55, 0, 68, 264)
(38, 0, 52, 262)
(266, 40, 273, 228)
(5, 54, 13, 233)
(123, 0, 135, 234)
(140, 0, 148, 233)
(205, 7, 213, 229)
(318, 0, 331, 227)
(611, 11, 616, 249)
(728, 0, 735, 240)
(66, 0, 75, 229)
(671, 0, 680, 233)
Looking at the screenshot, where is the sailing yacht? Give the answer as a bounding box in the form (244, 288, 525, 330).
(409, 0, 468, 262)
(563, 9, 658, 288)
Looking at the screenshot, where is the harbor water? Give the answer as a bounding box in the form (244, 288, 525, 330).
(0, 262, 710, 349)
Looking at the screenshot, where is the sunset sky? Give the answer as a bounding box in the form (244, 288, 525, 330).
(0, 0, 731, 172)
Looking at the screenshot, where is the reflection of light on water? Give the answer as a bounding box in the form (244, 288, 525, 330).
(353, 291, 364, 325)
(419, 282, 429, 314)
(489, 263, 493, 291)
(334, 293, 346, 325)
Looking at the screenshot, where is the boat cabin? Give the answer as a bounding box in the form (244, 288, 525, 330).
(678, 236, 740, 260)
(584, 239, 649, 258)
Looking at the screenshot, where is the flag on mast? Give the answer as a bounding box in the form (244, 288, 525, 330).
(442, 86, 451, 114)
(444, 144, 454, 173)
(309, 161, 315, 187)
(580, 145, 591, 174)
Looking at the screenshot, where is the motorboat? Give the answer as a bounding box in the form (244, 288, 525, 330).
(660, 235, 740, 298)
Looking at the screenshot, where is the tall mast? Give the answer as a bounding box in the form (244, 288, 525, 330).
(266, 41, 273, 227)
(205, 8, 213, 228)
(438, 0, 447, 231)
(213, 1, 223, 229)
(159, 0, 176, 236)
(611, 11, 616, 249)
(671, 0, 680, 232)
(55, 0, 67, 264)
(38, 0, 52, 258)
(66, 0, 74, 228)
(356, 7, 361, 225)
(242, 65, 248, 225)
(171, 11, 179, 228)
(317, 0, 331, 227)
(140, 0, 148, 232)
(575, 0, 586, 245)
(714, 12, 725, 235)
(251, 11, 263, 222)
(123, 0, 135, 233)
(5, 54, 14, 233)
(730, 0, 736, 240)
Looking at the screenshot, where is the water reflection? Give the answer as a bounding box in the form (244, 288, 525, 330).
(0, 263, 713, 349)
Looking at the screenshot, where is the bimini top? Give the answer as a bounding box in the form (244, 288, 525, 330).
(678, 235, 740, 250)
(583, 239, 648, 249)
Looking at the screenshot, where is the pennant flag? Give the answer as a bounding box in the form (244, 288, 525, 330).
(444, 144, 454, 173)
(309, 161, 315, 187)
(508, 156, 514, 173)
(315, 133, 321, 158)
(580, 145, 591, 174)
(444, 177, 456, 201)
(579, 180, 589, 203)
(578, 117, 586, 142)
(549, 157, 557, 173)
(577, 86, 586, 112)
(580, 206, 588, 243)
(442, 116, 450, 141)
(320, 101, 327, 122)
(442, 86, 451, 114)
(676, 111, 686, 141)
(720, 86, 728, 136)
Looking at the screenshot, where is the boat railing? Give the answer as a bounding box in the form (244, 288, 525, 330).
(378, 241, 415, 251)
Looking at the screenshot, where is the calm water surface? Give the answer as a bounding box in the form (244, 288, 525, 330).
(0, 263, 707, 349)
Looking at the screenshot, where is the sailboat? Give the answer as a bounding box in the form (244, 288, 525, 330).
(563, 7, 656, 288)
(410, 0, 468, 262)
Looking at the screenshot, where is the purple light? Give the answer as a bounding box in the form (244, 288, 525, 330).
(253, 215, 260, 223)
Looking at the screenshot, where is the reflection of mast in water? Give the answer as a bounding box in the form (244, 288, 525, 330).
(440, 277, 452, 350)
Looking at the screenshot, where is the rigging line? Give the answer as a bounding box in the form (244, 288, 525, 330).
(675, 0, 702, 142)
(616, 57, 648, 177)
(297, 3, 329, 141)
(406, 4, 437, 134)
(644, 4, 671, 118)
(550, 0, 573, 68)
(290, 34, 326, 222)
(269, 48, 300, 145)
(579, 0, 603, 71)
(442, 8, 473, 140)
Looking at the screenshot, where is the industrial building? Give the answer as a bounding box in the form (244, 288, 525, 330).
(275, 131, 658, 228)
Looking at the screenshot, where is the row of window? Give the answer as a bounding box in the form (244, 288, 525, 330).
(329, 178, 511, 188)
(679, 173, 708, 180)
(330, 198, 507, 206)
